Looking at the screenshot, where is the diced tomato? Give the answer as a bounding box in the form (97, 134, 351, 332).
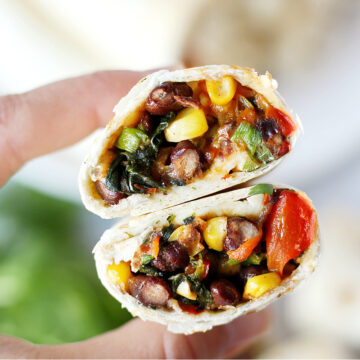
(178, 301, 203, 314)
(265, 106, 296, 137)
(265, 190, 316, 275)
(227, 229, 263, 262)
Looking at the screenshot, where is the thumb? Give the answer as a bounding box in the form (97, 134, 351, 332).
(34, 309, 271, 359)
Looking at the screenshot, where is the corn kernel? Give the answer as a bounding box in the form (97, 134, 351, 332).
(243, 272, 281, 299)
(107, 261, 132, 291)
(164, 108, 208, 142)
(203, 216, 227, 251)
(206, 76, 237, 105)
(176, 280, 197, 300)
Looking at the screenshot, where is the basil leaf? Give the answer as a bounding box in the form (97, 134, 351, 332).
(249, 183, 274, 196)
(231, 121, 262, 155)
(141, 255, 154, 265)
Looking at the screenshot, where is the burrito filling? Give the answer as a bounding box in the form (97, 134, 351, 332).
(106, 186, 316, 313)
(94, 77, 296, 205)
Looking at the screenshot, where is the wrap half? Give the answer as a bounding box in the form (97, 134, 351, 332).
(79, 65, 301, 218)
(94, 184, 319, 334)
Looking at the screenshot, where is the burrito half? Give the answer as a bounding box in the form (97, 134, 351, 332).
(94, 184, 319, 334)
(79, 65, 300, 218)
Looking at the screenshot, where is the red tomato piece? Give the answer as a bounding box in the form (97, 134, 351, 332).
(266, 190, 316, 275)
(266, 106, 296, 137)
(227, 229, 263, 262)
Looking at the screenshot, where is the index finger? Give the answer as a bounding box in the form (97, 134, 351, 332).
(0, 70, 150, 185)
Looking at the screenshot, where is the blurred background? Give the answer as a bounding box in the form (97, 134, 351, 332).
(0, 0, 359, 357)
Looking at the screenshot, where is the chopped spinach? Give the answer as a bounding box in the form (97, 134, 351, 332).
(141, 255, 154, 265)
(150, 112, 176, 150)
(188, 277, 213, 308)
(105, 153, 130, 193)
(168, 273, 186, 294)
(105, 113, 176, 195)
(168, 273, 213, 309)
(167, 214, 176, 224)
(161, 224, 175, 242)
(183, 216, 194, 225)
(138, 265, 163, 277)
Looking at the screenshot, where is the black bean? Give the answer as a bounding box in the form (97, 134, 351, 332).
(238, 265, 267, 285)
(210, 279, 240, 306)
(170, 140, 201, 181)
(139, 112, 157, 134)
(95, 180, 125, 205)
(223, 218, 260, 251)
(256, 118, 280, 142)
(152, 241, 189, 272)
(145, 82, 193, 115)
(128, 275, 171, 307)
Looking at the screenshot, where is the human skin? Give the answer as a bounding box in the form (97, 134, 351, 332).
(0, 70, 270, 359)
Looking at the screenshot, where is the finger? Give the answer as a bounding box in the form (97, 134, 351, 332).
(0, 69, 153, 185)
(35, 309, 271, 359)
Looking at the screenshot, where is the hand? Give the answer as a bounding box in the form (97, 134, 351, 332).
(0, 70, 270, 358)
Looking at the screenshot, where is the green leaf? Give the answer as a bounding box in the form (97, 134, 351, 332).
(116, 127, 149, 153)
(249, 183, 273, 196)
(231, 121, 262, 155)
(141, 255, 154, 265)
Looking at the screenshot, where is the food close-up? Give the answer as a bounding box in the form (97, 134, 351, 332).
(94, 184, 319, 333)
(79, 66, 300, 218)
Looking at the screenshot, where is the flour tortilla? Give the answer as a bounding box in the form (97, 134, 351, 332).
(93, 185, 319, 334)
(79, 65, 301, 219)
